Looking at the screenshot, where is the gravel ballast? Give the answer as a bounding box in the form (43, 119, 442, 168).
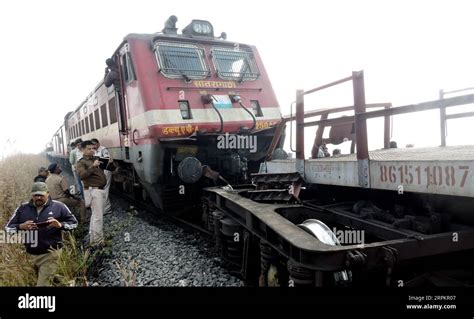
(87, 197, 243, 287)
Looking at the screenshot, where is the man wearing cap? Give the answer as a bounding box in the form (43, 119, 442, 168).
(5, 182, 78, 286)
(45, 163, 87, 224)
(76, 140, 108, 246)
(34, 167, 49, 183)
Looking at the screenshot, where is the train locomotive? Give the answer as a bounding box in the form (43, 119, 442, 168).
(48, 16, 283, 213)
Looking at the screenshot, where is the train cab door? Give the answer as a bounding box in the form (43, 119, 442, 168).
(115, 43, 136, 161)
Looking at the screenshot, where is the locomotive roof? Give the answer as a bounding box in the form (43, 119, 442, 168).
(123, 32, 254, 47)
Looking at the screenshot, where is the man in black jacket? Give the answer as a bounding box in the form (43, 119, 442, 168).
(5, 182, 78, 286)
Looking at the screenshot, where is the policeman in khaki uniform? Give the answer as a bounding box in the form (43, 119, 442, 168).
(45, 163, 87, 224)
(75, 140, 109, 246)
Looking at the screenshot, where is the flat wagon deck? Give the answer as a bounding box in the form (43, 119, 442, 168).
(263, 145, 474, 197)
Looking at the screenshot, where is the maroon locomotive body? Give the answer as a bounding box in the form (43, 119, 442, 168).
(48, 17, 283, 211)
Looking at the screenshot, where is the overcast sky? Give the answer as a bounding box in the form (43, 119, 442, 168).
(1, 0, 473, 157)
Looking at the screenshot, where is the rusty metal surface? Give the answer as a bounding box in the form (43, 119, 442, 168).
(370, 160, 474, 197)
(261, 160, 298, 174)
(303, 75, 353, 95)
(312, 113, 328, 158)
(445, 111, 474, 120)
(368, 145, 474, 161)
(251, 172, 302, 183)
(295, 89, 305, 169)
(384, 105, 391, 149)
(352, 71, 370, 188)
(262, 158, 368, 188)
(247, 190, 298, 202)
(305, 160, 359, 187)
(262, 146, 474, 196)
(282, 103, 391, 121)
(359, 93, 474, 121)
(269, 146, 474, 162)
(251, 172, 304, 200)
(265, 120, 287, 161)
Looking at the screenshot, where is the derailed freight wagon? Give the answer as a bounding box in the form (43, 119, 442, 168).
(203, 72, 474, 287)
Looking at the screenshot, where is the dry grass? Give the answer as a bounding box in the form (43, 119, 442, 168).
(54, 232, 92, 286)
(0, 153, 91, 286)
(114, 255, 139, 286)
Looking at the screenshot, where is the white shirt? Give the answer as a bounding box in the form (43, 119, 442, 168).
(75, 148, 83, 162)
(94, 145, 110, 158)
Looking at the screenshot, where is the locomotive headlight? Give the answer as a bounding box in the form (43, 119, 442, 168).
(183, 20, 214, 38)
(193, 22, 212, 35)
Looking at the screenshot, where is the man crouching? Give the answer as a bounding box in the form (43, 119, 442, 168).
(5, 182, 78, 286)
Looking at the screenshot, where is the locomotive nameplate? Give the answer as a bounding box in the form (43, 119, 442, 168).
(161, 124, 199, 136)
(193, 80, 236, 89)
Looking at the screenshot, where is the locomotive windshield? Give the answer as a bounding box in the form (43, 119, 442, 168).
(211, 47, 259, 81)
(154, 42, 209, 80)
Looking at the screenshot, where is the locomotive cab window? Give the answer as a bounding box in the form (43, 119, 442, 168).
(179, 100, 192, 119)
(154, 42, 209, 80)
(121, 52, 136, 83)
(211, 46, 259, 81)
(250, 100, 263, 117)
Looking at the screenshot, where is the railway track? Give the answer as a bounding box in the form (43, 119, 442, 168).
(115, 189, 214, 238)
